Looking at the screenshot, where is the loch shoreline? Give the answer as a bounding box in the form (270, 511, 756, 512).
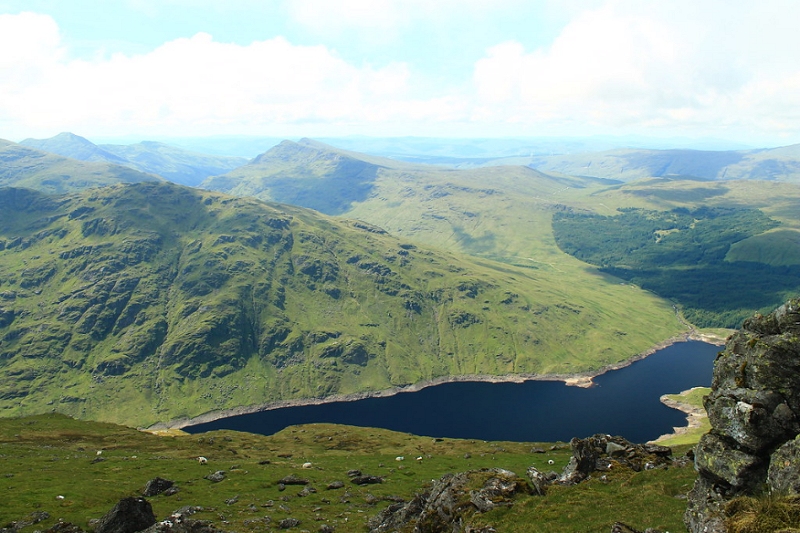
(150, 331, 726, 431)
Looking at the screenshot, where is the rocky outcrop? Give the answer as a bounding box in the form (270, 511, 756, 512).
(142, 477, 175, 497)
(368, 435, 675, 533)
(685, 297, 800, 533)
(93, 497, 156, 533)
(526, 434, 674, 496)
(367, 468, 531, 533)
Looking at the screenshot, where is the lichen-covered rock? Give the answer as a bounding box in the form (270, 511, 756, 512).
(560, 434, 672, 485)
(768, 435, 800, 495)
(525, 466, 555, 496)
(693, 432, 765, 490)
(685, 297, 800, 533)
(704, 388, 798, 453)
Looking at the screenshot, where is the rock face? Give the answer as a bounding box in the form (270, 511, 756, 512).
(685, 297, 800, 533)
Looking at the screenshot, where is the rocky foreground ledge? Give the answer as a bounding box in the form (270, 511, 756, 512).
(685, 297, 800, 533)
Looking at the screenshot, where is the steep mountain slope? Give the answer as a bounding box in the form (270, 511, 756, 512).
(529, 145, 800, 182)
(0, 182, 683, 427)
(201, 139, 800, 329)
(20, 133, 247, 186)
(0, 139, 162, 193)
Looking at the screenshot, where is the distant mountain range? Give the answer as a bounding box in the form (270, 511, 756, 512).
(0, 138, 161, 193)
(20, 132, 247, 186)
(527, 145, 800, 182)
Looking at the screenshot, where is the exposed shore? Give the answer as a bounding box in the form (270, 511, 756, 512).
(151, 331, 726, 431)
(650, 386, 710, 444)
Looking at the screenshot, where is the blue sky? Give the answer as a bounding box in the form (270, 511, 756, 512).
(2, 0, 800, 147)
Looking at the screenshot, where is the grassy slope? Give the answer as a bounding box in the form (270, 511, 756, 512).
(0, 139, 162, 193)
(0, 182, 683, 427)
(0, 414, 697, 533)
(202, 138, 800, 331)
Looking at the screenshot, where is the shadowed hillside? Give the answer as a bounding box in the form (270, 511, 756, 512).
(202, 139, 391, 214)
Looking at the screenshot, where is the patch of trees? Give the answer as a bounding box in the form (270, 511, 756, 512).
(553, 207, 798, 328)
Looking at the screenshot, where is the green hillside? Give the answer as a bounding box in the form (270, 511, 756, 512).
(551, 206, 800, 327)
(0, 414, 697, 533)
(0, 139, 162, 193)
(202, 139, 800, 329)
(0, 182, 683, 427)
(202, 138, 400, 214)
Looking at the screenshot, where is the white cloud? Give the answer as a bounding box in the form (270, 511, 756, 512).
(0, 14, 426, 138)
(5, 3, 800, 143)
(0, 12, 64, 85)
(470, 0, 800, 141)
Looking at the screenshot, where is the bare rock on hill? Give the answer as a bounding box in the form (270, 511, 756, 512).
(367, 468, 530, 533)
(685, 297, 800, 533)
(94, 497, 156, 533)
(526, 434, 674, 496)
(43, 522, 86, 533)
(143, 477, 175, 496)
(610, 523, 664, 533)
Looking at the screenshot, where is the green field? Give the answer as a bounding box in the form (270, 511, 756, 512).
(0, 414, 698, 533)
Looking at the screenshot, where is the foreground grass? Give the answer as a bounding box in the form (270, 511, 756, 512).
(0, 414, 698, 532)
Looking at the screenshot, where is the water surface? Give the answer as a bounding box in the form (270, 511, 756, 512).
(185, 340, 719, 443)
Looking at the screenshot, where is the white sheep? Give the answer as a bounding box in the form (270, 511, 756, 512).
(548, 459, 555, 465)
(395, 456, 404, 461)
(197, 456, 208, 465)
(302, 462, 312, 469)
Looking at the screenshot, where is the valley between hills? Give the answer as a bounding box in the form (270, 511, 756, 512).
(1, 134, 800, 429)
(1, 133, 800, 533)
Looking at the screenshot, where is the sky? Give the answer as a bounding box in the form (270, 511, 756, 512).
(1, 0, 800, 147)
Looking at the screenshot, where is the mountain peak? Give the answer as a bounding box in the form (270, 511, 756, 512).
(20, 132, 128, 164)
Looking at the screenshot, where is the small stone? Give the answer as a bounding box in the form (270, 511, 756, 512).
(205, 471, 226, 483)
(279, 517, 301, 529)
(142, 477, 174, 497)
